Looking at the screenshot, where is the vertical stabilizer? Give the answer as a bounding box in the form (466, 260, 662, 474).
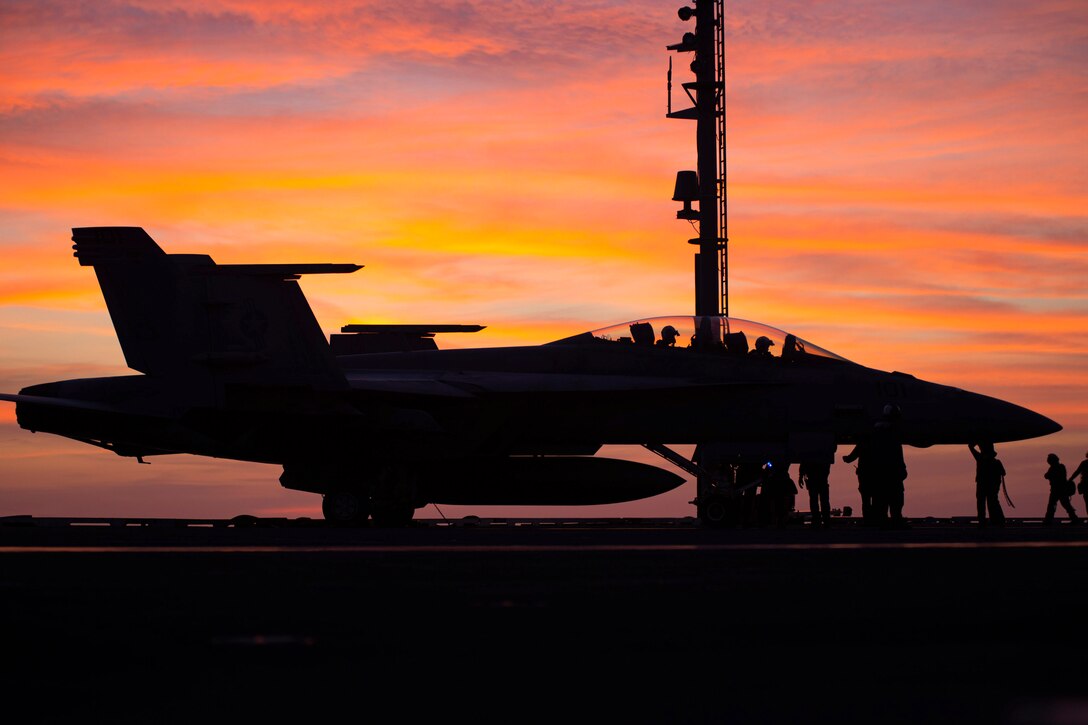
(72, 227, 360, 393)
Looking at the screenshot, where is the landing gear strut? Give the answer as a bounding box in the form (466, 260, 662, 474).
(642, 443, 738, 527)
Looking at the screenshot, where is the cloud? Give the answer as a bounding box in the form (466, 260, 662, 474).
(0, 0, 1085, 517)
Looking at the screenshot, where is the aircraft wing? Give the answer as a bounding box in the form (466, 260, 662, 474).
(344, 373, 479, 398)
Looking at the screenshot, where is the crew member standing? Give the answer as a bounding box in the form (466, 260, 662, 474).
(1070, 451, 1088, 514)
(968, 442, 1005, 526)
(870, 405, 908, 528)
(760, 460, 796, 527)
(1044, 453, 1080, 525)
(799, 458, 832, 528)
(843, 438, 873, 524)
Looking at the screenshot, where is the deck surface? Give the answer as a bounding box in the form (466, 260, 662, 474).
(2, 516, 1086, 723)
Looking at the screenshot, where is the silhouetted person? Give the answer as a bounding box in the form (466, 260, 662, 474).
(1071, 451, 1088, 513)
(843, 437, 875, 523)
(1044, 453, 1079, 525)
(749, 335, 775, 359)
(969, 442, 1005, 526)
(762, 460, 796, 527)
(870, 404, 908, 528)
(781, 333, 804, 361)
(656, 325, 679, 348)
(691, 316, 723, 351)
(799, 458, 832, 528)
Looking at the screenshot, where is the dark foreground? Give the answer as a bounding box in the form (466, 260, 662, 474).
(2, 516, 1086, 724)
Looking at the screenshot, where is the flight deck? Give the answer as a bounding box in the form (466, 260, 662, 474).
(2, 516, 1085, 724)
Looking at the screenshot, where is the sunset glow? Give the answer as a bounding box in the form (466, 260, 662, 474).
(1, 0, 1085, 519)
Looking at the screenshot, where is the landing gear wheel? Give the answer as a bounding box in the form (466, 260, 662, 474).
(700, 494, 731, 528)
(322, 492, 370, 525)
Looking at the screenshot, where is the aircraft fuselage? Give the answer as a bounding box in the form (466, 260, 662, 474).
(17, 339, 1059, 469)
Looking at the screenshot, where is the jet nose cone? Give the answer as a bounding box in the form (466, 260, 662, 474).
(976, 395, 1062, 443)
(904, 381, 1061, 446)
(1024, 409, 1063, 439)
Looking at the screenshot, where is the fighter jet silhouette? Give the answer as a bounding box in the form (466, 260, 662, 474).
(0, 227, 1060, 525)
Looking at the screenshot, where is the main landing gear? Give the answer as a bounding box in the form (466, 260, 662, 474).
(320, 465, 421, 527)
(321, 491, 418, 527)
(321, 491, 370, 524)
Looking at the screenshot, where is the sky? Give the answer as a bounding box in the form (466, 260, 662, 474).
(0, 0, 1086, 520)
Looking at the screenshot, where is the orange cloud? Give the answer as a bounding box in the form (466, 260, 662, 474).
(0, 0, 1085, 518)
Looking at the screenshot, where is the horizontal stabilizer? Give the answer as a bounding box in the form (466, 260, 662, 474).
(0, 392, 125, 414)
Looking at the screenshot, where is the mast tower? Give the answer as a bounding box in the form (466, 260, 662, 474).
(667, 0, 728, 317)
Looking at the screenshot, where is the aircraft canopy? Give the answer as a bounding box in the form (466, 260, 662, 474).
(552, 316, 848, 362)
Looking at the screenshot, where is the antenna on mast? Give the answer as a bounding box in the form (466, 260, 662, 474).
(667, 0, 728, 318)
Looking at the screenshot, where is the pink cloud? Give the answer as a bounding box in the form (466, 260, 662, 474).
(0, 0, 1085, 518)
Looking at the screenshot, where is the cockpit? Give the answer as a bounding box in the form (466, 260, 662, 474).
(550, 316, 848, 362)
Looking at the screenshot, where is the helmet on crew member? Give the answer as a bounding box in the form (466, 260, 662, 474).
(754, 336, 775, 351)
(658, 324, 679, 347)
